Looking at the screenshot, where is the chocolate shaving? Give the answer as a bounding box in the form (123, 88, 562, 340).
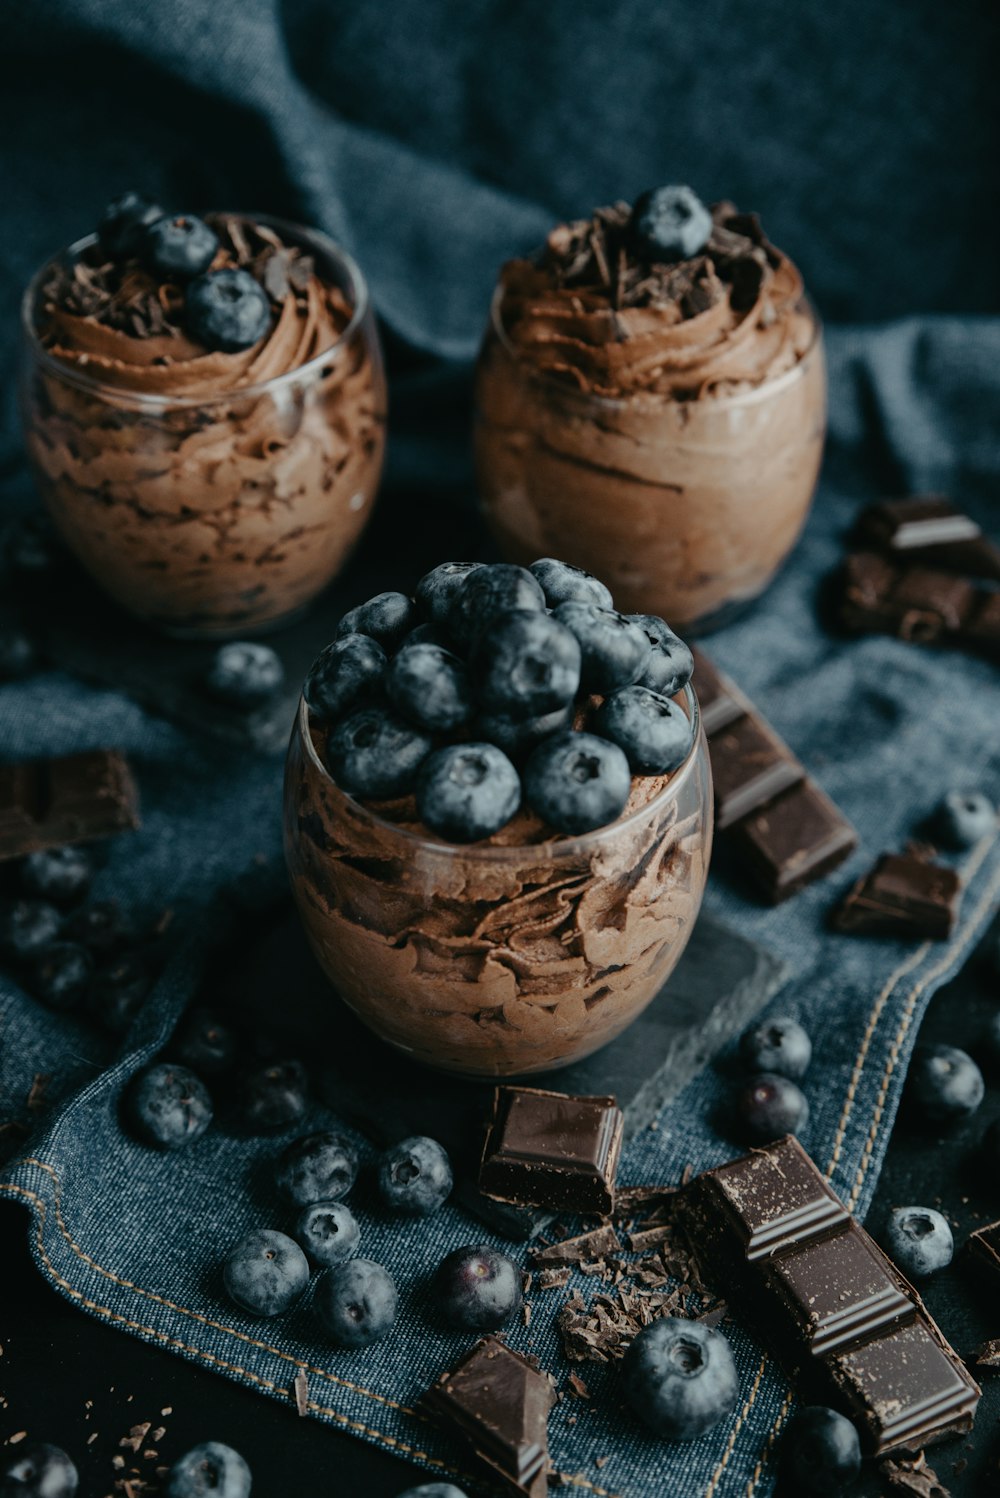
(974, 1338, 1000, 1367)
(26, 1074, 50, 1110)
(880, 1452, 950, 1497)
(538, 1267, 572, 1291)
(293, 1368, 309, 1416)
(566, 1373, 590, 1399)
(531, 1225, 622, 1265)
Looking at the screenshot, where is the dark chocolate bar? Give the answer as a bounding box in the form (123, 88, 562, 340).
(479, 1087, 623, 1216)
(840, 551, 1000, 661)
(0, 750, 140, 861)
(834, 850, 961, 939)
(856, 496, 1000, 581)
(691, 649, 857, 904)
(424, 1336, 555, 1498)
(965, 1220, 1000, 1282)
(676, 1136, 980, 1455)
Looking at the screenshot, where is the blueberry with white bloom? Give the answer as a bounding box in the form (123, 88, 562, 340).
(630, 614, 694, 697)
(387, 643, 473, 732)
(0, 900, 61, 961)
(623, 1317, 739, 1440)
(739, 1017, 812, 1081)
(885, 1206, 953, 1279)
(223, 1228, 309, 1317)
(186, 267, 271, 353)
(326, 706, 433, 799)
(473, 609, 581, 719)
(416, 743, 521, 843)
(296, 1200, 360, 1267)
(523, 731, 631, 834)
(782, 1407, 861, 1495)
(143, 213, 219, 280)
(337, 591, 416, 649)
(21, 846, 93, 906)
(595, 686, 692, 774)
(552, 601, 650, 693)
(734, 1074, 809, 1144)
(303, 634, 386, 724)
(315, 1258, 397, 1347)
(476, 703, 574, 760)
(415, 561, 483, 626)
(906, 1044, 984, 1124)
(935, 790, 996, 849)
(164, 1442, 251, 1498)
(276, 1130, 359, 1206)
(396, 1487, 469, 1498)
(0, 1442, 78, 1497)
(379, 1136, 453, 1214)
(206, 641, 284, 707)
(630, 185, 713, 262)
(449, 563, 545, 647)
(530, 557, 613, 610)
(129, 1063, 213, 1149)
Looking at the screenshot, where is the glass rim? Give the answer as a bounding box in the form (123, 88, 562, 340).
(487, 277, 822, 412)
(295, 680, 704, 862)
(20, 212, 371, 410)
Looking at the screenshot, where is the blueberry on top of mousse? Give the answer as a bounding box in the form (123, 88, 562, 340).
(449, 562, 545, 648)
(523, 731, 631, 835)
(415, 561, 483, 626)
(185, 267, 272, 353)
(337, 591, 416, 649)
(416, 743, 521, 843)
(630, 185, 713, 263)
(596, 685, 692, 774)
(97, 190, 164, 260)
(326, 705, 433, 799)
(630, 614, 695, 697)
(304, 634, 386, 723)
(142, 213, 220, 280)
(530, 557, 613, 610)
(387, 642, 473, 733)
(473, 609, 581, 719)
(552, 601, 650, 693)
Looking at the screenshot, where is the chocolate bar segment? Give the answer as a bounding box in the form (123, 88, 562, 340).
(840, 551, 1000, 661)
(965, 1220, 1000, 1282)
(730, 780, 859, 902)
(691, 649, 744, 735)
(705, 713, 804, 830)
(834, 851, 961, 940)
(424, 1336, 555, 1498)
(479, 1087, 623, 1216)
(676, 1137, 979, 1455)
(0, 750, 140, 861)
(857, 496, 1000, 581)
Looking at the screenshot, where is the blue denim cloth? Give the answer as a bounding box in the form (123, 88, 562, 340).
(1, 318, 998, 1498)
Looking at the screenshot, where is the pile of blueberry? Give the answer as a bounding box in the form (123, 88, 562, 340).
(304, 558, 695, 842)
(93, 191, 273, 353)
(0, 845, 163, 1034)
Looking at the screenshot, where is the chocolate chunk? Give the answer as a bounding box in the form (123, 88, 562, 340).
(530, 1224, 622, 1265)
(857, 496, 1000, 581)
(691, 648, 744, 735)
(840, 552, 1000, 660)
(730, 780, 859, 904)
(0, 750, 140, 861)
(834, 851, 961, 940)
(707, 713, 805, 830)
(675, 1137, 980, 1455)
(424, 1336, 555, 1498)
(479, 1087, 624, 1216)
(965, 1220, 1000, 1285)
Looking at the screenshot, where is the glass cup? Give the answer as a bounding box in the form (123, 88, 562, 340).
(19, 217, 386, 638)
(474, 291, 825, 633)
(283, 687, 712, 1078)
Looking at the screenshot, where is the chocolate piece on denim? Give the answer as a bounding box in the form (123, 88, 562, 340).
(675, 1136, 980, 1455)
(833, 850, 961, 940)
(0, 750, 140, 861)
(730, 780, 859, 904)
(840, 552, 1000, 660)
(707, 713, 805, 830)
(425, 1336, 555, 1498)
(691, 647, 744, 735)
(479, 1086, 623, 1216)
(857, 496, 1000, 581)
(965, 1221, 1000, 1286)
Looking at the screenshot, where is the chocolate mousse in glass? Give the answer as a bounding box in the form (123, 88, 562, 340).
(474, 187, 825, 632)
(284, 558, 712, 1078)
(20, 197, 386, 637)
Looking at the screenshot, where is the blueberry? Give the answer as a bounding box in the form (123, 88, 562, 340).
(935, 790, 996, 849)
(304, 634, 386, 723)
(552, 602, 650, 693)
(530, 558, 613, 610)
(449, 563, 545, 648)
(164, 1442, 251, 1498)
(32, 942, 93, 1010)
(239, 1059, 309, 1133)
(523, 731, 631, 834)
(129, 1063, 213, 1149)
(223, 1228, 309, 1318)
(415, 561, 483, 626)
(622, 1317, 739, 1440)
(733, 1073, 810, 1144)
(326, 706, 433, 799)
(739, 1017, 812, 1081)
(477, 703, 574, 760)
(0, 900, 61, 961)
(416, 743, 521, 843)
(630, 616, 694, 697)
(276, 1129, 359, 1206)
(186, 268, 271, 353)
(206, 641, 284, 707)
(0, 627, 39, 682)
(337, 592, 416, 649)
(782, 1407, 861, 1496)
(595, 686, 692, 774)
(402, 621, 453, 650)
(433, 1245, 523, 1330)
(473, 610, 581, 719)
(20, 846, 94, 906)
(62, 899, 128, 954)
(387, 644, 473, 733)
(630, 185, 713, 262)
(906, 1044, 984, 1124)
(885, 1205, 953, 1279)
(0, 1442, 79, 1497)
(315, 1257, 397, 1347)
(174, 1008, 238, 1076)
(142, 213, 219, 280)
(296, 1200, 361, 1267)
(88, 954, 153, 1032)
(396, 1488, 469, 1498)
(97, 190, 164, 260)
(378, 1136, 453, 1215)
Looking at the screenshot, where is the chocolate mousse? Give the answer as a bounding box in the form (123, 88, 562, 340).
(284, 559, 712, 1077)
(21, 200, 386, 636)
(475, 190, 826, 629)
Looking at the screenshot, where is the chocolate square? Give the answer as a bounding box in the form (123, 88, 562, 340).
(690, 648, 744, 735)
(0, 750, 140, 861)
(708, 713, 805, 830)
(834, 852, 961, 939)
(479, 1086, 623, 1216)
(764, 1222, 911, 1357)
(729, 779, 858, 903)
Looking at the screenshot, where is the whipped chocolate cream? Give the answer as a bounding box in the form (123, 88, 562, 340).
(22, 214, 385, 635)
(285, 703, 711, 1077)
(475, 196, 826, 629)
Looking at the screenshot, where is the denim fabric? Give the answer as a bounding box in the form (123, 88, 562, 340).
(1, 319, 998, 1498)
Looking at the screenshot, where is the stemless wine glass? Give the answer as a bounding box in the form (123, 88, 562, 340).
(474, 289, 825, 633)
(284, 686, 712, 1079)
(20, 217, 386, 638)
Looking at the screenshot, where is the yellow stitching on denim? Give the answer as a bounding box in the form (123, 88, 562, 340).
(703, 1356, 770, 1497)
(744, 1389, 793, 1496)
(4, 1170, 623, 1498)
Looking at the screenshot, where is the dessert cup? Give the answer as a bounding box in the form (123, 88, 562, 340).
(474, 210, 826, 633)
(20, 217, 386, 638)
(284, 685, 712, 1078)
